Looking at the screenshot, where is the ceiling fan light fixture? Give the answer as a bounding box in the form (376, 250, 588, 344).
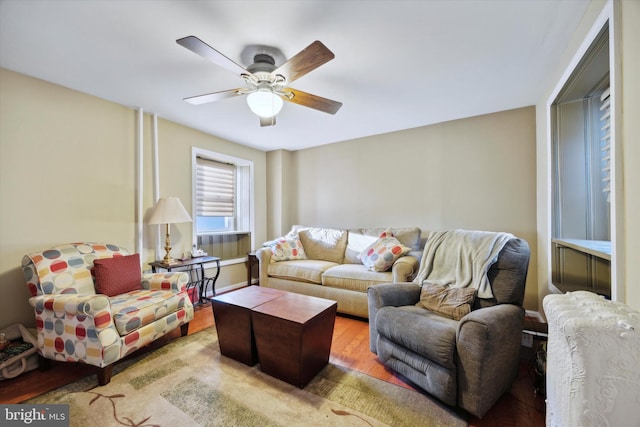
(246, 88, 283, 118)
(177, 36, 342, 121)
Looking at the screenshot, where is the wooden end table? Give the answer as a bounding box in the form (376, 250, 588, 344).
(247, 251, 259, 286)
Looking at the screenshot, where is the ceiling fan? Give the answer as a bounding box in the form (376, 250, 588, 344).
(176, 36, 342, 127)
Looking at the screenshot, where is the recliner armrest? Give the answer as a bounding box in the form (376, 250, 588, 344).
(367, 282, 421, 353)
(456, 303, 525, 418)
(368, 282, 421, 308)
(141, 271, 189, 293)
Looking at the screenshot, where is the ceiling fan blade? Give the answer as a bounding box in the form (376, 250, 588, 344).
(271, 41, 335, 84)
(177, 36, 248, 76)
(285, 88, 342, 115)
(260, 116, 276, 127)
(184, 89, 243, 105)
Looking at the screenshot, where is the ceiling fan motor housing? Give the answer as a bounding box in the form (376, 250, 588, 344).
(247, 54, 277, 74)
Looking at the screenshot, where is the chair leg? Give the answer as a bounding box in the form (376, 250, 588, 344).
(97, 365, 114, 386)
(180, 322, 190, 337)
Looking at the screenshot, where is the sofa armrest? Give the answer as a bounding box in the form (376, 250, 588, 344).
(141, 272, 189, 293)
(30, 293, 112, 317)
(367, 282, 422, 353)
(29, 294, 123, 365)
(256, 247, 272, 287)
(391, 255, 419, 282)
(456, 303, 525, 418)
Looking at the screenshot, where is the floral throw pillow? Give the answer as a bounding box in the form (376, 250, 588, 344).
(358, 236, 411, 272)
(269, 238, 307, 262)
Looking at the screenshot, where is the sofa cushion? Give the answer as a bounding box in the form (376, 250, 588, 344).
(298, 228, 348, 264)
(93, 254, 141, 297)
(110, 288, 187, 336)
(322, 264, 393, 292)
(268, 238, 307, 262)
(267, 259, 338, 284)
(359, 237, 412, 272)
(345, 227, 421, 264)
(391, 227, 422, 251)
(376, 305, 458, 369)
(416, 283, 477, 320)
(344, 230, 378, 264)
(364, 227, 422, 251)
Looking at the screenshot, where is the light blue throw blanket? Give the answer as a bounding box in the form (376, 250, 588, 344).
(413, 229, 514, 298)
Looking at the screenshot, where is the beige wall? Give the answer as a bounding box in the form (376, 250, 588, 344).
(153, 118, 268, 259)
(0, 68, 267, 330)
(535, 0, 639, 312)
(280, 107, 539, 311)
(266, 149, 294, 239)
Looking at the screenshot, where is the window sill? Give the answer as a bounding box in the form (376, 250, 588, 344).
(197, 230, 250, 236)
(552, 238, 611, 261)
(219, 257, 248, 267)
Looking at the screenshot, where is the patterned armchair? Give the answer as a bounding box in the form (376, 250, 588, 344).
(22, 242, 194, 385)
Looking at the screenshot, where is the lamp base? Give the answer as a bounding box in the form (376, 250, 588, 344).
(162, 225, 176, 265)
(162, 253, 176, 265)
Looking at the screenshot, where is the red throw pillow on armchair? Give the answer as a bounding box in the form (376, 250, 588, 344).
(94, 254, 142, 297)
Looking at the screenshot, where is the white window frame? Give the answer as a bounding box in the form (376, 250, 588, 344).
(192, 147, 255, 255)
(545, 0, 623, 301)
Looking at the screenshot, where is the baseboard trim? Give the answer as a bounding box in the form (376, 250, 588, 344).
(206, 282, 246, 298)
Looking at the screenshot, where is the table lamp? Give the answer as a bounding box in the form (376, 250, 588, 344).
(148, 197, 192, 264)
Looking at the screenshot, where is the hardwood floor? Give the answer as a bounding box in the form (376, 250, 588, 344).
(0, 301, 545, 426)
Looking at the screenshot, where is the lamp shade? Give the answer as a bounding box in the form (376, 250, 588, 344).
(246, 89, 284, 118)
(148, 197, 192, 225)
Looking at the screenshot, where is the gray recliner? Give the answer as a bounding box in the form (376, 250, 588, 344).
(368, 237, 530, 419)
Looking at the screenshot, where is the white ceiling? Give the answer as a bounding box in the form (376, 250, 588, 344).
(0, 0, 590, 152)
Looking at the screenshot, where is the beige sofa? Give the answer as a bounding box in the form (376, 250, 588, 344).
(256, 226, 422, 318)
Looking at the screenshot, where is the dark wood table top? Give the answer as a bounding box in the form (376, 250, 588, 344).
(210, 286, 285, 309)
(251, 292, 337, 324)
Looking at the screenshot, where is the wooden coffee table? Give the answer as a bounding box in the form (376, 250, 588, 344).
(209, 286, 286, 366)
(251, 292, 337, 388)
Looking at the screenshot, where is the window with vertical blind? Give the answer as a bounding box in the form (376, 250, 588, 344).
(192, 148, 254, 261)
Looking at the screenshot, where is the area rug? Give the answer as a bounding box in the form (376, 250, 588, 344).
(27, 328, 467, 426)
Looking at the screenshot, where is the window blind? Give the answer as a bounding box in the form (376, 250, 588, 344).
(196, 157, 235, 217)
(599, 87, 611, 203)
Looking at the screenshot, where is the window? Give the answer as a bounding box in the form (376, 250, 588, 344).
(550, 24, 611, 297)
(195, 158, 235, 232)
(192, 148, 254, 261)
